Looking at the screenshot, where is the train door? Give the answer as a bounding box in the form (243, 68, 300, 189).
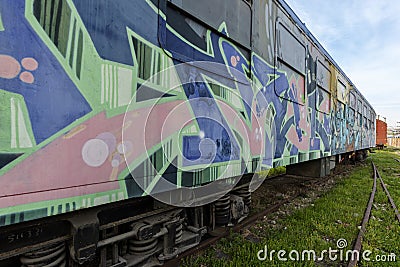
(356, 97, 363, 149)
(315, 58, 332, 156)
(349, 91, 357, 150)
(370, 109, 376, 147)
(155, 0, 256, 187)
(335, 78, 347, 154)
(362, 103, 369, 149)
(274, 16, 307, 165)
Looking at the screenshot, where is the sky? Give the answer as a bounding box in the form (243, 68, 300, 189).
(284, 0, 400, 127)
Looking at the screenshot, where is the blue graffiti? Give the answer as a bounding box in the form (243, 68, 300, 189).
(72, 0, 159, 66)
(252, 54, 302, 159)
(0, 1, 91, 144)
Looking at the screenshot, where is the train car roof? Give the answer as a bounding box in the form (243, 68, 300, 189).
(277, 0, 374, 111)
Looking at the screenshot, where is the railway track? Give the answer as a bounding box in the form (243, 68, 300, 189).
(347, 160, 400, 267)
(164, 171, 340, 267)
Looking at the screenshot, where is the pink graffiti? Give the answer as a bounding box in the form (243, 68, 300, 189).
(286, 75, 311, 151)
(21, 57, 38, 71)
(19, 71, 34, 84)
(0, 54, 20, 79)
(230, 55, 241, 67)
(0, 54, 38, 83)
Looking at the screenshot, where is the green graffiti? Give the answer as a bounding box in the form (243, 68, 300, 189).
(0, 90, 35, 152)
(0, 10, 4, 31)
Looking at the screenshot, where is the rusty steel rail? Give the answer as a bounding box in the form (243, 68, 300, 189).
(376, 165, 400, 223)
(348, 161, 400, 267)
(347, 162, 378, 267)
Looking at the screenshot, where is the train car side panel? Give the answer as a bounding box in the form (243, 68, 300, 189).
(0, 0, 375, 229)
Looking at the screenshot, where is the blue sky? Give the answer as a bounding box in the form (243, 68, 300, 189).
(284, 0, 400, 127)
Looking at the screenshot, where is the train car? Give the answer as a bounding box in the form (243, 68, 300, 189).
(0, 0, 376, 266)
(376, 117, 387, 148)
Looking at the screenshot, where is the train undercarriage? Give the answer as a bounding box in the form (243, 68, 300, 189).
(0, 152, 371, 267)
(0, 179, 253, 267)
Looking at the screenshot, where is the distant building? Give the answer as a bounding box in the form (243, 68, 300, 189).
(386, 119, 400, 147)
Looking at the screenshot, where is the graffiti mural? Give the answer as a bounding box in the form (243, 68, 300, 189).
(0, 0, 375, 226)
(0, 2, 92, 146)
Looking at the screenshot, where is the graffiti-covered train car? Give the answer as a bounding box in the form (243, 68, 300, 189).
(0, 0, 375, 265)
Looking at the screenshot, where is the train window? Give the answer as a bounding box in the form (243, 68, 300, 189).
(357, 100, 362, 113)
(166, 7, 208, 52)
(349, 107, 356, 125)
(277, 23, 306, 75)
(316, 87, 330, 114)
(276, 22, 306, 104)
(349, 93, 356, 108)
(358, 112, 362, 126)
(336, 101, 345, 119)
(363, 116, 368, 129)
(317, 60, 330, 90)
(165, 0, 251, 50)
(349, 108, 355, 117)
(337, 80, 347, 102)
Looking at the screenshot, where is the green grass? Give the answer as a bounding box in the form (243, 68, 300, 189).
(183, 151, 400, 266)
(257, 166, 286, 179)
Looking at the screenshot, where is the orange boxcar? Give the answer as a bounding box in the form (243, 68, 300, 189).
(376, 118, 387, 147)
